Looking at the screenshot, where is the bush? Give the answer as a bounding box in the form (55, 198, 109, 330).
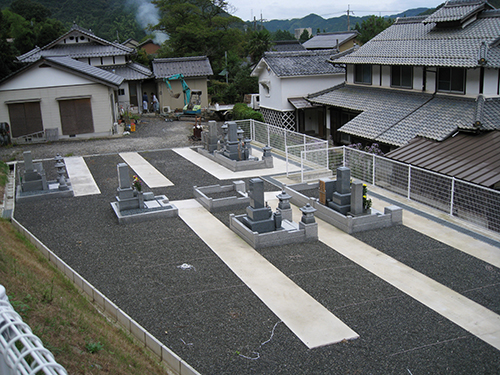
(232, 103, 264, 122)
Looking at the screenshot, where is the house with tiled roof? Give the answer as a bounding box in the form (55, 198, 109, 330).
(17, 23, 154, 115)
(152, 56, 213, 113)
(0, 56, 124, 142)
(302, 31, 360, 52)
(250, 49, 347, 137)
(307, 0, 500, 152)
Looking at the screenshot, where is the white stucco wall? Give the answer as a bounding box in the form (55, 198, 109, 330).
(258, 67, 345, 111)
(466, 68, 481, 96)
(483, 69, 499, 96)
(0, 65, 115, 138)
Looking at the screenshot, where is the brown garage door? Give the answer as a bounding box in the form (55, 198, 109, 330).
(8, 101, 43, 137)
(58, 98, 94, 135)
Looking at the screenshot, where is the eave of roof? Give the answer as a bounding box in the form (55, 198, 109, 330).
(386, 131, 500, 188)
(100, 62, 153, 81)
(307, 85, 496, 147)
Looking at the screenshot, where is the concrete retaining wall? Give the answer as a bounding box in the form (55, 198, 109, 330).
(229, 214, 317, 249)
(193, 184, 249, 213)
(11, 217, 200, 375)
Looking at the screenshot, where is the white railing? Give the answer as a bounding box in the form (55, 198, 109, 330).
(299, 146, 500, 234)
(0, 285, 67, 375)
(232, 119, 500, 233)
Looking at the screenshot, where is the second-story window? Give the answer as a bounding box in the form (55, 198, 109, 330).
(354, 65, 372, 84)
(391, 66, 413, 88)
(437, 67, 465, 93)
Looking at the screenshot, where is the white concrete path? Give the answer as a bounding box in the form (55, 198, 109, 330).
(64, 156, 100, 196)
(174, 198, 359, 349)
(119, 152, 173, 188)
(173, 147, 300, 180)
(287, 201, 500, 351)
(370, 194, 500, 269)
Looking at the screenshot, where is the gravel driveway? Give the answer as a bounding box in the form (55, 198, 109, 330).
(0, 115, 203, 162)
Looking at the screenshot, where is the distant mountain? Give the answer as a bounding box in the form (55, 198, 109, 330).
(249, 7, 430, 35)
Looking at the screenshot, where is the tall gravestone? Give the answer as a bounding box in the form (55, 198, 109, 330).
(328, 167, 351, 215)
(241, 178, 277, 233)
(223, 122, 240, 160)
(21, 151, 48, 192)
(115, 163, 142, 211)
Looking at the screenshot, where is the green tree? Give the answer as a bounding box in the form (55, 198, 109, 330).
(152, 0, 244, 68)
(0, 11, 19, 79)
(272, 29, 295, 41)
(246, 29, 271, 64)
(354, 15, 393, 44)
(10, 0, 51, 23)
(299, 29, 311, 43)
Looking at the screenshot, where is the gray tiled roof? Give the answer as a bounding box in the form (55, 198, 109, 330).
(152, 56, 213, 78)
(302, 31, 358, 50)
(423, 0, 490, 24)
(17, 24, 133, 63)
(256, 49, 345, 77)
(100, 62, 153, 80)
(271, 41, 306, 52)
(308, 84, 498, 146)
(334, 8, 500, 68)
(44, 56, 124, 87)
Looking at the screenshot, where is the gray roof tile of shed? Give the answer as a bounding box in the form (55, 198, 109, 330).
(256, 49, 345, 77)
(334, 8, 500, 68)
(44, 56, 124, 86)
(308, 84, 499, 146)
(100, 62, 153, 80)
(302, 31, 358, 50)
(152, 56, 213, 78)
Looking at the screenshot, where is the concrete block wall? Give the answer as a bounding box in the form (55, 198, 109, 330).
(11, 217, 200, 375)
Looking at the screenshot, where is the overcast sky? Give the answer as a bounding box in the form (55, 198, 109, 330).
(228, 0, 442, 21)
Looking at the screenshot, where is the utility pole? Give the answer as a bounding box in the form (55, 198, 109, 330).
(347, 4, 351, 31)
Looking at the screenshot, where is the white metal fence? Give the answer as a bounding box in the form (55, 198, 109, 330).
(0, 285, 67, 375)
(234, 119, 500, 234)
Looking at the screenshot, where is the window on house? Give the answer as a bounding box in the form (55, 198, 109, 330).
(437, 67, 465, 93)
(354, 65, 372, 84)
(118, 88, 125, 96)
(391, 66, 413, 88)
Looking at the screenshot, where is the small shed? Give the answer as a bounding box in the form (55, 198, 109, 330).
(152, 56, 213, 114)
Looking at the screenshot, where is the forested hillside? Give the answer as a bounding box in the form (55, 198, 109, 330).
(0, 0, 146, 42)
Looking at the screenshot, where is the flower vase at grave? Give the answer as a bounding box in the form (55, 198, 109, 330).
(138, 191, 144, 209)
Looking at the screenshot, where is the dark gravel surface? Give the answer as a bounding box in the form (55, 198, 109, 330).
(10, 133, 500, 374)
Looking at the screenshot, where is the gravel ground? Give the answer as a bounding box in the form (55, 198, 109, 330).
(0, 116, 200, 162)
(11, 143, 500, 374)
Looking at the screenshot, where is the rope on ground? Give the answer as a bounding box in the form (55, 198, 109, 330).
(238, 320, 282, 360)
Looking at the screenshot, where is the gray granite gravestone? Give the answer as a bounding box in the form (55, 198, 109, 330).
(241, 178, 277, 233)
(328, 166, 351, 215)
(350, 181, 364, 215)
(21, 151, 48, 192)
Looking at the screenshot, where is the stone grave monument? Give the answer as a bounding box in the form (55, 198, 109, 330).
(110, 163, 178, 224)
(283, 166, 403, 234)
(229, 178, 318, 249)
(198, 121, 273, 171)
(16, 151, 73, 201)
